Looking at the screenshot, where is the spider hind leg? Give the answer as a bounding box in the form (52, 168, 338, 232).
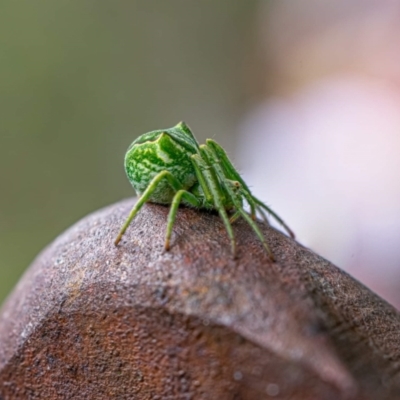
(201, 144, 275, 261)
(115, 170, 197, 247)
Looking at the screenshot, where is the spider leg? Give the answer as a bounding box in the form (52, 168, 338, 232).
(114, 170, 184, 246)
(254, 204, 269, 223)
(252, 197, 295, 239)
(225, 179, 270, 224)
(229, 210, 241, 224)
(206, 139, 256, 219)
(205, 139, 252, 191)
(225, 181, 243, 223)
(191, 153, 237, 256)
(206, 139, 295, 239)
(165, 189, 200, 250)
(204, 144, 275, 261)
(190, 155, 213, 204)
(234, 186, 268, 223)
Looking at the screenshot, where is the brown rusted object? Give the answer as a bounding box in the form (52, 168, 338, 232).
(0, 199, 399, 399)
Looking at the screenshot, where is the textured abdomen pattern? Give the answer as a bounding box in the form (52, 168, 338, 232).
(125, 132, 197, 204)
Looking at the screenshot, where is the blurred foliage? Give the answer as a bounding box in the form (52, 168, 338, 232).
(0, 0, 258, 304)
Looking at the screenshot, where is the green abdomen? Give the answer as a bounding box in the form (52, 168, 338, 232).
(125, 132, 197, 204)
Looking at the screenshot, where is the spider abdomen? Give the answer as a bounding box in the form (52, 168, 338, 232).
(125, 132, 197, 204)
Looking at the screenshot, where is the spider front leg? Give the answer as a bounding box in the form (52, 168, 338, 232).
(226, 181, 242, 224)
(202, 144, 275, 261)
(252, 198, 295, 239)
(205, 139, 257, 219)
(226, 180, 268, 225)
(191, 154, 237, 257)
(206, 139, 295, 239)
(229, 210, 241, 224)
(115, 170, 187, 246)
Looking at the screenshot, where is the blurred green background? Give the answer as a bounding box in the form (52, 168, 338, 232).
(0, 1, 258, 304)
(2, 0, 400, 308)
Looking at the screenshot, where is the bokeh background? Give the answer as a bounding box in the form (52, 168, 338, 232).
(1, 0, 400, 308)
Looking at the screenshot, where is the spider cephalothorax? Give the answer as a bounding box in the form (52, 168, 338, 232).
(115, 122, 294, 260)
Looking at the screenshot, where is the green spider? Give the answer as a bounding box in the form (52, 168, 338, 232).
(114, 122, 294, 260)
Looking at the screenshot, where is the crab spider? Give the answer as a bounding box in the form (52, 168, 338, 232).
(114, 122, 294, 260)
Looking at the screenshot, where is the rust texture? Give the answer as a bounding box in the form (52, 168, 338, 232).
(0, 198, 400, 399)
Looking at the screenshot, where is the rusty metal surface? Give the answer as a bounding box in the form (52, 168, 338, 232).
(0, 198, 399, 399)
